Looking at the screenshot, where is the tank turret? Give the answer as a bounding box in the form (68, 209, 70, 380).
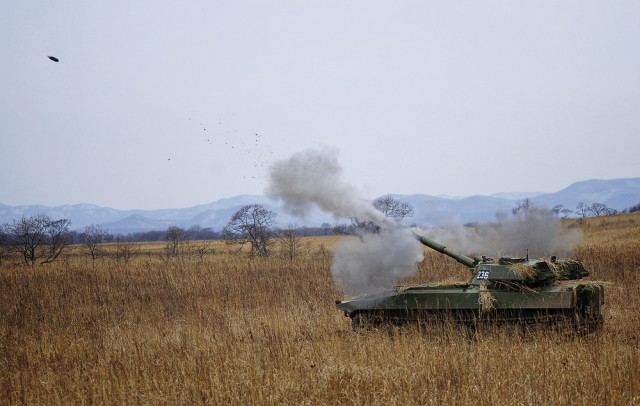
(417, 234, 589, 286)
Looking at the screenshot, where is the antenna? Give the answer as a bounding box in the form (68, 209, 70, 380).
(526, 248, 529, 261)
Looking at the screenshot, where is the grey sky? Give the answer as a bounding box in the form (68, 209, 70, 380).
(2, 1, 638, 210)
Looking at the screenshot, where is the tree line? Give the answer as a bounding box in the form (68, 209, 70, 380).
(2, 198, 639, 265)
(549, 201, 636, 219)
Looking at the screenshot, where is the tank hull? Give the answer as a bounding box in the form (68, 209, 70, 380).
(336, 283, 605, 333)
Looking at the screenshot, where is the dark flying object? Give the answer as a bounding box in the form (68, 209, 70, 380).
(47, 56, 59, 62)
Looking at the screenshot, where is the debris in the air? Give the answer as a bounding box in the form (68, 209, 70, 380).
(47, 56, 59, 62)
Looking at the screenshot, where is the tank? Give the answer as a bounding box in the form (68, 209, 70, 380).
(335, 234, 605, 333)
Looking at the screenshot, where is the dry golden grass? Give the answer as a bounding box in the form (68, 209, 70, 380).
(1, 217, 640, 405)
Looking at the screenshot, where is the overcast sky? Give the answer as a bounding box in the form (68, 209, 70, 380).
(2, 1, 639, 210)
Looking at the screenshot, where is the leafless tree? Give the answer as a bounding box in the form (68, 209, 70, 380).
(552, 204, 574, 219)
(575, 202, 589, 218)
(4, 214, 48, 266)
(164, 226, 188, 259)
(222, 205, 276, 257)
(1, 214, 72, 267)
(279, 224, 301, 260)
(511, 200, 560, 225)
(588, 202, 617, 217)
(113, 236, 137, 268)
(347, 196, 415, 234)
(551, 204, 564, 215)
(82, 224, 111, 263)
(349, 217, 381, 233)
(191, 240, 212, 262)
(332, 223, 352, 235)
(512, 198, 535, 216)
(42, 218, 73, 264)
(559, 208, 573, 219)
(373, 196, 414, 221)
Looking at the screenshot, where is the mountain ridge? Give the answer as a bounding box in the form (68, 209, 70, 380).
(1, 178, 638, 234)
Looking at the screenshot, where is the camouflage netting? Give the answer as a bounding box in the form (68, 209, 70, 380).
(479, 283, 497, 312)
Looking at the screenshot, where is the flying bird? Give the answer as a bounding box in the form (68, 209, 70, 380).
(47, 56, 59, 62)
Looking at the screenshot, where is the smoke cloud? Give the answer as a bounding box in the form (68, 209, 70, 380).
(266, 148, 581, 296)
(331, 227, 424, 296)
(420, 207, 582, 258)
(265, 146, 382, 222)
(266, 147, 422, 295)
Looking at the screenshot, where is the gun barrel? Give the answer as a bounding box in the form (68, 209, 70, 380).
(417, 235, 476, 268)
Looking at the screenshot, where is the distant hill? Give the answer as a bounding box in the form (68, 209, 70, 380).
(1, 178, 638, 234)
(530, 178, 640, 210)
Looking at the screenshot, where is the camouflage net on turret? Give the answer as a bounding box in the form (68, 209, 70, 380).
(509, 263, 537, 280)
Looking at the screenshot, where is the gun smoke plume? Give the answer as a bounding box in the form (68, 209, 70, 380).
(266, 146, 382, 222)
(266, 148, 581, 295)
(266, 147, 423, 295)
(331, 227, 424, 296)
(420, 206, 582, 259)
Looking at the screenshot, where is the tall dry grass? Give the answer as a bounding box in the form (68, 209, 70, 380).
(1, 216, 639, 405)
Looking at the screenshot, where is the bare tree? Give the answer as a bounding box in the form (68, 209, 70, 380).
(373, 196, 414, 221)
(280, 224, 301, 260)
(113, 236, 137, 268)
(512, 198, 535, 216)
(588, 202, 617, 217)
(349, 217, 381, 233)
(551, 204, 564, 215)
(191, 240, 212, 262)
(42, 218, 73, 264)
(4, 214, 48, 266)
(222, 205, 277, 257)
(185, 226, 213, 261)
(347, 196, 415, 234)
(510, 199, 561, 224)
(551, 204, 574, 219)
(164, 226, 188, 259)
(83, 224, 111, 263)
(1, 214, 72, 267)
(332, 223, 352, 235)
(559, 208, 573, 219)
(575, 202, 589, 218)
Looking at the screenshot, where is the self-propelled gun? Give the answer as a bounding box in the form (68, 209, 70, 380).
(336, 235, 604, 333)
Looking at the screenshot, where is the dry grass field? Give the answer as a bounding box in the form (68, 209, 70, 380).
(1, 214, 639, 405)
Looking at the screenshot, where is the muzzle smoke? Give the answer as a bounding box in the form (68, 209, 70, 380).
(265, 146, 382, 221)
(266, 147, 423, 295)
(331, 227, 425, 296)
(420, 207, 582, 258)
(266, 148, 581, 296)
